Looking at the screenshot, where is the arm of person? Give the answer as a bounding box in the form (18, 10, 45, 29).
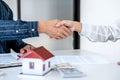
(9, 40, 28, 53)
(9, 39, 35, 54)
(80, 23, 120, 42)
(0, 20, 39, 40)
(0, 19, 72, 40)
(56, 20, 120, 42)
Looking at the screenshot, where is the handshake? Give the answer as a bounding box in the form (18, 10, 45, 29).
(20, 20, 82, 54)
(38, 20, 82, 40)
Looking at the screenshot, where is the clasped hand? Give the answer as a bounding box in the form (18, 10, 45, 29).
(38, 20, 77, 40)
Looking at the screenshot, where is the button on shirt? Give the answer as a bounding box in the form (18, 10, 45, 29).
(0, 20, 39, 40)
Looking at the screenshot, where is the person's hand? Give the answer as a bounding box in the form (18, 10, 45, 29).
(20, 44, 35, 54)
(117, 61, 120, 65)
(56, 20, 82, 33)
(38, 20, 72, 39)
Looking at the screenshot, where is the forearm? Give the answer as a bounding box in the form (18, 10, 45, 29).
(10, 40, 28, 53)
(80, 23, 120, 42)
(0, 20, 39, 40)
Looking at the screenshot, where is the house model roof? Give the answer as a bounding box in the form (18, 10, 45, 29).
(18, 46, 54, 61)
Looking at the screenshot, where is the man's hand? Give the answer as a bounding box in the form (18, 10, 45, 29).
(56, 20, 82, 33)
(38, 20, 72, 40)
(20, 44, 35, 54)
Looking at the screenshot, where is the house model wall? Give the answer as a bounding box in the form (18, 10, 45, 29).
(22, 58, 52, 75)
(19, 46, 54, 76)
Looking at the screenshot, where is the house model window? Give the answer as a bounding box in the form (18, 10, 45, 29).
(29, 62, 34, 69)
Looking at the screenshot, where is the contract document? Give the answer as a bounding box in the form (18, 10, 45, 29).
(0, 53, 21, 68)
(51, 54, 111, 65)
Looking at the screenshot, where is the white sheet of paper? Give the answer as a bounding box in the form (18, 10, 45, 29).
(51, 54, 112, 65)
(0, 53, 21, 67)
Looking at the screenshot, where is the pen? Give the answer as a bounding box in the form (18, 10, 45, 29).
(17, 55, 21, 58)
(17, 51, 32, 60)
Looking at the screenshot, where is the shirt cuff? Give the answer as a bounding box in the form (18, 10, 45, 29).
(80, 23, 92, 36)
(28, 21, 39, 37)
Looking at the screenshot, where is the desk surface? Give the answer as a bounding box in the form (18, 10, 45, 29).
(0, 50, 120, 80)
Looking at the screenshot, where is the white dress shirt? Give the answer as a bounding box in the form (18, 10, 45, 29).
(80, 23, 120, 42)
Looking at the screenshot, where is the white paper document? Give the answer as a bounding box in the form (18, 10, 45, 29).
(51, 54, 111, 65)
(0, 53, 21, 68)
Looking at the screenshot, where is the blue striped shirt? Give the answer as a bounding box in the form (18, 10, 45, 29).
(0, 0, 39, 53)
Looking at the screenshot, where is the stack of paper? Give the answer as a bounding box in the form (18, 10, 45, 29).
(54, 63, 85, 78)
(0, 53, 21, 68)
